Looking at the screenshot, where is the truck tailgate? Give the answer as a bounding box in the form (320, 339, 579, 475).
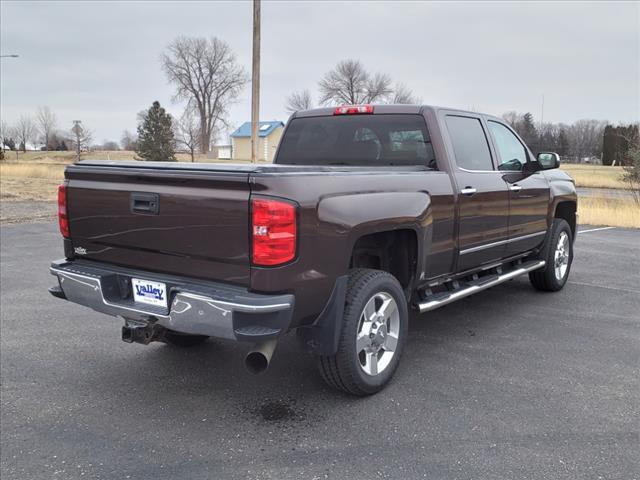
(65, 163, 251, 286)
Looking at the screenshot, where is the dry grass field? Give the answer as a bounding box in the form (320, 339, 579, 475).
(1, 150, 219, 164)
(577, 197, 640, 228)
(1, 155, 638, 227)
(1, 177, 61, 202)
(0, 151, 255, 205)
(1, 163, 66, 179)
(562, 164, 628, 190)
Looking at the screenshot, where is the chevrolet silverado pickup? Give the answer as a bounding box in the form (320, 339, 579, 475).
(50, 104, 577, 395)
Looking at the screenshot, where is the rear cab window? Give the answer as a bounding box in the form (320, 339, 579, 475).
(275, 114, 437, 169)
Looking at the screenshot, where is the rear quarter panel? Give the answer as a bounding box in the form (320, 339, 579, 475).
(249, 170, 455, 327)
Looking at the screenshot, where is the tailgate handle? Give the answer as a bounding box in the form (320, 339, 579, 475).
(131, 193, 159, 215)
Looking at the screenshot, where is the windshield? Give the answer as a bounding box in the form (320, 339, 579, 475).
(275, 114, 436, 168)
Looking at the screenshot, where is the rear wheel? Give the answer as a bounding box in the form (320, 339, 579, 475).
(164, 331, 209, 347)
(317, 269, 408, 396)
(529, 219, 573, 291)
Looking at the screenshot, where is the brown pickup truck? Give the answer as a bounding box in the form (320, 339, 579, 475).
(50, 104, 577, 395)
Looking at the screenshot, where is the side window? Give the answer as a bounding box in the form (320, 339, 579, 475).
(445, 115, 493, 171)
(488, 121, 528, 172)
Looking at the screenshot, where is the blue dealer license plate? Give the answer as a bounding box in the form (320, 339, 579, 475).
(132, 278, 168, 308)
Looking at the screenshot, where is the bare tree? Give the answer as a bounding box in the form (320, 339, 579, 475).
(0, 120, 7, 155)
(120, 130, 138, 151)
(0, 120, 6, 159)
(392, 83, 420, 104)
(318, 59, 394, 105)
(621, 131, 640, 205)
(367, 72, 393, 101)
(175, 106, 200, 162)
(285, 89, 313, 114)
(36, 106, 57, 151)
(566, 119, 607, 159)
(13, 115, 35, 152)
(70, 125, 93, 154)
(101, 140, 120, 151)
(162, 36, 248, 154)
(502, 111, 521, 130)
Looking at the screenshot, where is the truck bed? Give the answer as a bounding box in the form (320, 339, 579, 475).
(66, 161, 429, 287)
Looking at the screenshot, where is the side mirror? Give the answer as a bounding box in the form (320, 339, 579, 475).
(536, 152, 560, 170)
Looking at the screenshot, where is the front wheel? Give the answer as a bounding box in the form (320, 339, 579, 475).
(317, 269, 408, 396)
(529, 219, 574, 291)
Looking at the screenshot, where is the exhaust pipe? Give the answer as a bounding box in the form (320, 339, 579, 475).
(245, 339, 277, 374)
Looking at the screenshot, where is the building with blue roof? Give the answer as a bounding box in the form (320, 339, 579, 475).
(230, 120, 284, 162)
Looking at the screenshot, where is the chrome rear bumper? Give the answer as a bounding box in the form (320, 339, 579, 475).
(49, 260, 294, 342)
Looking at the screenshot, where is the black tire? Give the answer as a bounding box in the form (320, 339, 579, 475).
(317, 268, 408, 396)
(164, 331, 209, 347)
(529, 219, 573, 292)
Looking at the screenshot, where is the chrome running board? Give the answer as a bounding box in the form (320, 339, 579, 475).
(417, 260, 546, 313)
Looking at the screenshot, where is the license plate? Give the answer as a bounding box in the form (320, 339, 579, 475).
(131, 278, 168, 308)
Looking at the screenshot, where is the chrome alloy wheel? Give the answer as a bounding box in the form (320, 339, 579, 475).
(356, 292, 400, 376)
(554, 231, 570, 281)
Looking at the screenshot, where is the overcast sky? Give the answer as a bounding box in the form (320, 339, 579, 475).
(1, 1, 638, 144)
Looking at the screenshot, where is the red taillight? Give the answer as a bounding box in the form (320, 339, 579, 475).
(334, 104, 374, 115)
(57, 184, 69, 238)
(251, 198, 297, 266)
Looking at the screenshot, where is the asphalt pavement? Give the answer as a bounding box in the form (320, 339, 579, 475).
(1, 222, 638, 480)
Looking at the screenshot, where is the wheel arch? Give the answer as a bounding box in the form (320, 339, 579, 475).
(348, 229, 419, 299)
(553, 200, 577, 240)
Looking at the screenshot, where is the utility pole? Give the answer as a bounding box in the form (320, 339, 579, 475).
(0, 54, 20, 160)
(250, 0, 261, 163)
(72, 120, 83, 162)
(540, 94, 545, 131)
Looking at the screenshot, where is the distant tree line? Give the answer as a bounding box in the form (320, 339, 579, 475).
(3, 37, 636, 167)
(1, 107, 95, 159)
(500, 111, 638, 164)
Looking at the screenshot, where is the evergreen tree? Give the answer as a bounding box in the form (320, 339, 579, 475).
(602, 125, 616, 166)
(603, 124, 640, 166)
(557, 129, 569, 158)
(519, 112, 539, 153)
(3, 138, 16, 151)
(135, 101, 176, 161)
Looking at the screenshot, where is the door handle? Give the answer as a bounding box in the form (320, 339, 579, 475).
(460, 187, 477, 196)
(509, 184, 522, 192)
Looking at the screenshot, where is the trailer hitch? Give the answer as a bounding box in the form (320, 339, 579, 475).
(121, 319, 167, 345)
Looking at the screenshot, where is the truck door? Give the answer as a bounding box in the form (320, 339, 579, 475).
(443, 114, 510, 271)
(486, 120, 551, 255)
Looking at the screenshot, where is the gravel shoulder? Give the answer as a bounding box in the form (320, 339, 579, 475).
(0, 200, 56, 224)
